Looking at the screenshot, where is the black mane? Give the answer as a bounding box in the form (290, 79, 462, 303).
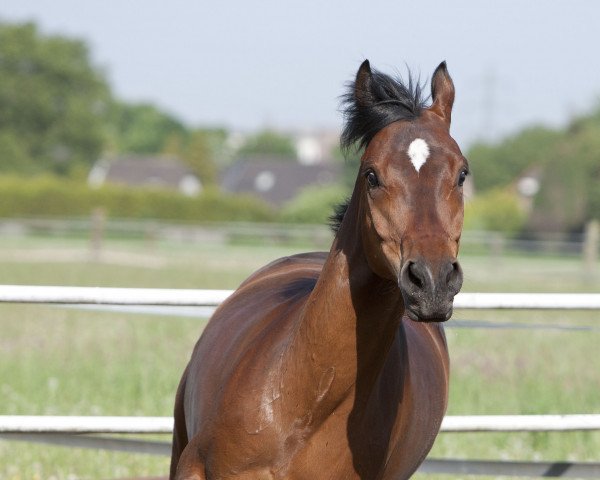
(331, 63, 428, 234)
(328, 198, 350, 234)
(340, 64, 428, 153)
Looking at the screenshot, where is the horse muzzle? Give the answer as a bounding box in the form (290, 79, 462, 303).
(398, 257, 463, 322)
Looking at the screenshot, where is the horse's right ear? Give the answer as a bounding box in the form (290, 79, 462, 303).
(354, 59, 374, 107)
(430, 61, 455, 127)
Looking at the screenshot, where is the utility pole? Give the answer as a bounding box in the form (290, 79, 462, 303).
(482, 69, 497, 141)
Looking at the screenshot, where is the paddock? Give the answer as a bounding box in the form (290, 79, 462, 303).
(0, 286, 599, 477)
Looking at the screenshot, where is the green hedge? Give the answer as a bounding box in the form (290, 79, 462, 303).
(0, 176, 275, 222)
(464, 188, 526, 234)
(0, 176, 535, 236)
(280, 184, 349, 225)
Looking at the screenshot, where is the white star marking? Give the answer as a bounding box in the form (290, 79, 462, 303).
(407, 138, 430, 173)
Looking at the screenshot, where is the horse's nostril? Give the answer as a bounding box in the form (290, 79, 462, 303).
(407, 262, 424, 289)
(447, 261, 463, 293)
(446, 262, 459, 284)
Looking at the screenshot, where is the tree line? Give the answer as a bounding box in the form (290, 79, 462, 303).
(0, 21, 298, 185)
(1, 20, 598, 234)
(469, 109, 600, 234)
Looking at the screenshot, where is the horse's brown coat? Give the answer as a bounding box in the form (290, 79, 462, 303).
(171, 60, 468, 479)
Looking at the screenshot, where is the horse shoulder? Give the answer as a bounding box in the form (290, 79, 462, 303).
(190, 251, 327, 373)
(237, 251, 327, 290)
(180, 251, 328, 474)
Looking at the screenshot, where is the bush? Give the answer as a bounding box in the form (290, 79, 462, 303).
(279, 184, 349, 225)
(0, 176, 275, 222)
(464, 189, 526, 235)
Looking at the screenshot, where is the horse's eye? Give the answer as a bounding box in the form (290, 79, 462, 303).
(458, 169, 468, 187)
(366, 170, 379, 189)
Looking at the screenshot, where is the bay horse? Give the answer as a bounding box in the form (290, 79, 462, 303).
(171, 59, 468, 479)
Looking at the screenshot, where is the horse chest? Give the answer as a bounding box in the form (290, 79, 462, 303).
(282, 330, 448, 480)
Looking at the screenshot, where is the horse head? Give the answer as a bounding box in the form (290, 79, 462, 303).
(341, 60, 468, 322)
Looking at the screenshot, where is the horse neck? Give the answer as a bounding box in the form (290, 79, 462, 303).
(283, 193, 405, 410)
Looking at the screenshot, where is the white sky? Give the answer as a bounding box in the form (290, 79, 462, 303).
(2, 0, 600, 148)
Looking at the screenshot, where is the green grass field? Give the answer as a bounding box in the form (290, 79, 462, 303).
(0, 235, 598, 479)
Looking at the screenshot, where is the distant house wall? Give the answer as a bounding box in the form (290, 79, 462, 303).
(221, 158, 341, 206)
(88, 156, 202, 196)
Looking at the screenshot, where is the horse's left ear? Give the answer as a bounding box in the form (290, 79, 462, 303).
(430, 61, 455, 127)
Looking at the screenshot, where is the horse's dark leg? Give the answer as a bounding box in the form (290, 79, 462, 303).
(173, 441, 207, 480)
(170, 364, 190, 480)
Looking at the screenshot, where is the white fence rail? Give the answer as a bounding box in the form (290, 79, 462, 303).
(1, 285, 600, 478)
(1, 284, 600, 310)
(3, 414, 600, 434)
(0, 285, 232, 306)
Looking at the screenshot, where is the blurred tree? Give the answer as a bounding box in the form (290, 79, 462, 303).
(106, 102, 188, 154)
(199, 127, 230, 166)
(464, 188, 526, 234)
(528, 113, 600, 232)
(468, 126, 560, 192)
(571, 111, 600, 220)
(331, 143, 361, 189)
(237, 129, 296, 158)
(183, 130, 218, 186)
(0, 22, 110, 175)
(161, 128, 226, 186)
(280, 183, 348, 224)
(0, 130, 37, 173)
(467, 103, 600, 234)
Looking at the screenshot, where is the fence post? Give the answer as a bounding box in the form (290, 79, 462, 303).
(89, 208, 106, 261)
(583, 219, 599, 278)
(489, 232, 505, 261)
